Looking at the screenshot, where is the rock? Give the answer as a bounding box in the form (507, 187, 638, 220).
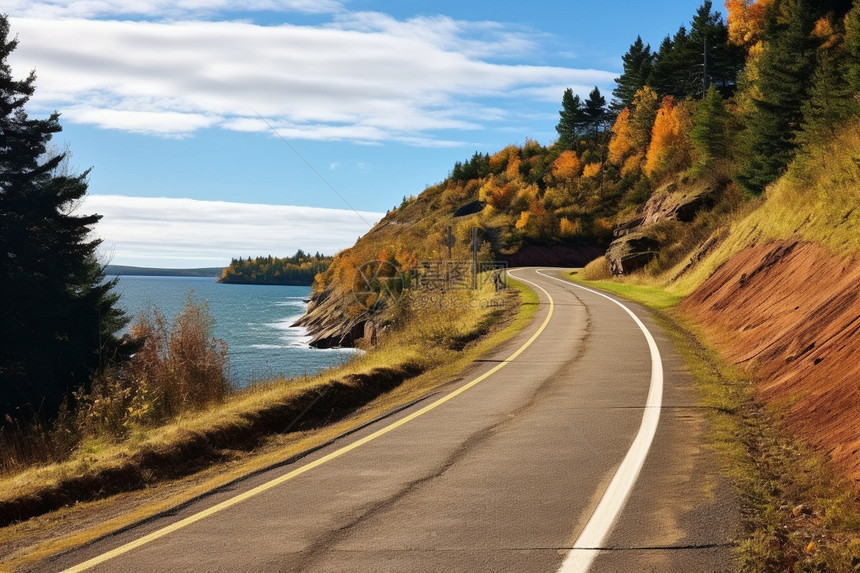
(641, 184, 717, 225)
(605, 231, 660, 275)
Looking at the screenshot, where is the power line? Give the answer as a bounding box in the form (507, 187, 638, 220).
(252, 111, 373, 229)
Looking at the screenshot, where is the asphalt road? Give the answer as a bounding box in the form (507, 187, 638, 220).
(43, 268, 738, 573)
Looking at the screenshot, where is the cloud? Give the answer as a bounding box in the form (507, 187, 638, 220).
(6, 11, 616, 144)
(81, 194, 383, 267)
(5, 0, 343, 19)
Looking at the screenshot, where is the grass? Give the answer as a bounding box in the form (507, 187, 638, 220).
(0, 276, 538, 572)
(558, 272, 860, 572)
(672, 120, 860, 296)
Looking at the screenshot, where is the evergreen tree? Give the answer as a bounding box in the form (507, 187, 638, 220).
(690, 86, 730, 171)
(611, 36, 654, 113)
(799, 41, 859, 145)
(583, 86, 608, 136)
(649, 2, 744, 99)
(845, 1, 860, 92)
(736, 0, 819, 194)
(0, 15, 129, 422)
(555, 88, 586, 149)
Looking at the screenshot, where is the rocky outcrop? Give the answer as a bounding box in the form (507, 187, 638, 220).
(605, 232, 661, 275)
(606, 179, 721, 275)
(292, 290, 368, 349)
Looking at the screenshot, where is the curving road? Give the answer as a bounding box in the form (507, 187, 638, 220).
(43, 268, 737, 573)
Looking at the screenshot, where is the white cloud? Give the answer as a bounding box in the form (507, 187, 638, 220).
(6, 12, 616, 144)
(5, 0, 343, 19)
(81, 194, 383, 267)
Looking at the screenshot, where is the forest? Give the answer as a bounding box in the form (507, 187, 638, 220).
(218, 251, 332, 285)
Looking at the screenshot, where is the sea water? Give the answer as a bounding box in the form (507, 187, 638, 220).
(111, 276, 358, 387)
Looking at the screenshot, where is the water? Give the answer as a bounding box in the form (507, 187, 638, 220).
(111, 276, 359, 387)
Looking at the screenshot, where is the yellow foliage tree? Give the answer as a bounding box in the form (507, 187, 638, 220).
(726, 0, 773, 51)
(514, 210, 530, 230)
(608, 108, 634, 165)
(643, 96, 693, 181)
(550, 150, 581, 187)
(582, 162, 602, 179)
(559, 217, 582, 238)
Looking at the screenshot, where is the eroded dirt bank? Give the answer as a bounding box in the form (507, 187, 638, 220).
(681, 240, 860, 481)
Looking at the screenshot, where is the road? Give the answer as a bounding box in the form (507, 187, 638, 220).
(43, 268, 738, 573)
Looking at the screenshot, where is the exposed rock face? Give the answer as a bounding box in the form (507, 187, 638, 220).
(605, 232, 661, 275)
(292, 290, 368, 349)
(682, 241, 860, 482)
(606, 180, 719, 275)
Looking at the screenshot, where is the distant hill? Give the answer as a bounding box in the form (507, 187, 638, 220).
(104, 265, 223, 277)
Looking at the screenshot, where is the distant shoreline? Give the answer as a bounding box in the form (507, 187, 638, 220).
(104, 265, 224, 278)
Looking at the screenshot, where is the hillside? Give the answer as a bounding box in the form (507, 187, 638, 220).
(296, 0, 860, 490)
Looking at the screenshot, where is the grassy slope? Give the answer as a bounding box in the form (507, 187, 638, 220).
(671, 121, 860, 295)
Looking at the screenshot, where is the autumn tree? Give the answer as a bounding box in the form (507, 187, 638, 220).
(549, 150, 581, 190)
(726, 0, 773, 50)
(644, 96, 693, 181)
(0, 15, 130, 422)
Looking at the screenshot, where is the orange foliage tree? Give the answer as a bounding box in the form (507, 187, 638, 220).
(643, 96, 693, 181)
(726, 0, 773, 51)
(608, 107, 634, 165)
(549, 150, 581, 189)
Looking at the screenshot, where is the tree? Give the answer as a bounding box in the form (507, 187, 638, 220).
(736, 0, 819, 194)
(583, 86, 608, 135)
(644, 96, 693, 181)
(612, 36, 654, 113)
(845, 1, 860, 92)
(0, 15, 129, 422)
(690, 86, 730, 172)
(649, 2, 744, 98)
(555, 88, 586, 149)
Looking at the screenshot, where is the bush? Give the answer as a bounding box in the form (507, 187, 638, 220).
(74, 294, 230, 440)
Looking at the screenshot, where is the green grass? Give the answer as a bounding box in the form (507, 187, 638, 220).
(566, 270, 682, 309)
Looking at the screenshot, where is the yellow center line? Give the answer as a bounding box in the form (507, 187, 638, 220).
(61, 271, 555, 573)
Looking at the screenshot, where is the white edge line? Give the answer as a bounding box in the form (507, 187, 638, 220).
(534, 269, 664, 573)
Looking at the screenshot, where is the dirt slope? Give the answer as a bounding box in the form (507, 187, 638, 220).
(681, 240, 860, 481)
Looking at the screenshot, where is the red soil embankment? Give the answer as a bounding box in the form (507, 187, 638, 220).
(681, 240, 860, 481)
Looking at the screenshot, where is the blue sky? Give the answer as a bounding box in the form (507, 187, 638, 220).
(7, 0, 713, 267)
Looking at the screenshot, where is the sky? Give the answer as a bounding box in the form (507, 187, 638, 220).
(6, 0, 712, 267)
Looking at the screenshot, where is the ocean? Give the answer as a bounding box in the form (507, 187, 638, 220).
(111, 276, 358, 387)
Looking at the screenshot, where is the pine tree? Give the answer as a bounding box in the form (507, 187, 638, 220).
(0, 15, 129, 422)
(845, 1, 860, 92)
(612, 36, 654, 113)
(555, 88, 586, 149)
(583, 86, 607, 136)
(736, 0, 819, 194)
(690, 86, 730, 172)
